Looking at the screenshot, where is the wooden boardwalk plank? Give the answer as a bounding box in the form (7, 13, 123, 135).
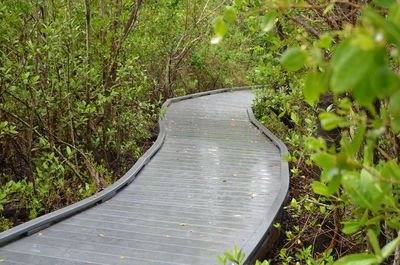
(0, 89, 288, 264)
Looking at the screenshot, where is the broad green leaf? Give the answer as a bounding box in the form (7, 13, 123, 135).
(330, 40, 376, 94)
(307, 137, 327, 151)
(312, 181, 330, 196)
(318, 34, 333, 49)
(380, 160, 400, 182)
(261, 12, 277, 32)
(336, 152, 355, 170)
(223, 6, 236, 23)
(352, 76, 378, 108)
(313, 153, 336, 169)
(342, 221, 361, 234)
(214, 17, 227, 37)
(342, 170, 383, 212)
(359, 170, 383, 210)
(313, 153, 339, 181)
(319, 112, 348, 130)
(370, 67, 399, 98)
(303, 71, 325, 104)
(382, 236, 400, 259)
(333, 253, 378, 265)
(351, 31, 376, 51)
(280, 48, 307, 71)
(385, 20, 400, 46)
(327, 174, 341, 195)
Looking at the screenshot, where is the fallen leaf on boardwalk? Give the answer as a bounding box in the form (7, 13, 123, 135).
(120, 256, 125, 259)
(233, 214, 241, 217)
(165, 235, 171, 237)
(98, 234, 105, 237)
(179, 223, 188, 226)
(217, 230, 223, 233)
(0, 259, 5, 262)
(273, 165, 281, 168)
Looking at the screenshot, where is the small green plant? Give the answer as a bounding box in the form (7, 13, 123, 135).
(217, 245, 246, 265)
(217, 246, 272, 265)
(255, 261, 270, 265)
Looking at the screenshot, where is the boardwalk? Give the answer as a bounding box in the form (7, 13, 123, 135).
(0, 89, 288, 265)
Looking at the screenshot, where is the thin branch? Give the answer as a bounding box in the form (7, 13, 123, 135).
(291, 15, 321, 38)
(105, 0, 143, 83)
(376, 146, 395, 161)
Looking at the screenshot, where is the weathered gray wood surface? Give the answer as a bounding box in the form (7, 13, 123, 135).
(0, 90, 286, 265)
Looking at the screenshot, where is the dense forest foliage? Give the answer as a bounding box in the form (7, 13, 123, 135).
(1, 0, 400, 264)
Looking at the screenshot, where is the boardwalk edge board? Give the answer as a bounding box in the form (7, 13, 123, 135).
(0, 85, 261, 246)
(241, 108, 290, 265)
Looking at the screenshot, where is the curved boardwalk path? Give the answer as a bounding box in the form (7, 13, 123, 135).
(0, 89, 288, 265)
